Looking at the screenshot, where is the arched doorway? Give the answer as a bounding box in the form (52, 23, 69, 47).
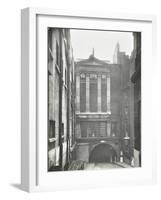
(89, 143, 117, 163)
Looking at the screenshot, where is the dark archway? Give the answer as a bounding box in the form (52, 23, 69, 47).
(89, 143, 117, 163)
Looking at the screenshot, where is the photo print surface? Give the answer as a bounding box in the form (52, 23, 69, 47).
(47, 28, 141, 172)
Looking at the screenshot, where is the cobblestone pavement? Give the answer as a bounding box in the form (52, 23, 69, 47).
(84, 163, 123, 170)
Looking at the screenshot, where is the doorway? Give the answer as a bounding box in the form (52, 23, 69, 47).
(89, 143, 117, 163)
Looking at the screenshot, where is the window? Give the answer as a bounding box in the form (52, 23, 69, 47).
(48, 29, 52, 53)
(65, 69, 67, 86)
(48, 120, 56, 151)
(107, 122, 111, 137)
(61, 123, 64, 142)
(80, 74, 86, 112)
(49, 120, 55, 138)
(56, 41, 59, 67)
(99, 122, 106, 137)
(80, 122, 88, 137)
(48, 29, 53, 70)
(111, 122, 117, 137)
(90, 75, 97, 112)
(101, 76, 107, 112)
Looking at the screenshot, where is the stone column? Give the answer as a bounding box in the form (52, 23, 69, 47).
(107, 74, 111, 113)
(76, 74, 80, 112)
(86, 74, 90, 112)
(97, 74, 101, 112)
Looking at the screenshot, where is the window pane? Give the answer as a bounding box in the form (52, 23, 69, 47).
(101, 78, 107, 112)
(80, 82, 86, 112)
(90, 78, 97, 112)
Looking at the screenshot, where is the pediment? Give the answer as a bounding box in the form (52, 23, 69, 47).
(76, 55, 109, 66)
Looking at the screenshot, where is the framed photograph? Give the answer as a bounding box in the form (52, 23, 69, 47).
(21, 8, 156, 192)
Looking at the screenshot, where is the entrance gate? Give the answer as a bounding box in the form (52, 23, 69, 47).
(89, 143, 117, 163)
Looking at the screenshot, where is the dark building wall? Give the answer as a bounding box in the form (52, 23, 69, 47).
(113, 42, 134, 164)
(48, 28, 75, 171)
(130, 32, 141, 167)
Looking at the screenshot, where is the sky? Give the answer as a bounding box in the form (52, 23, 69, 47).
(70, 29, 133, 63)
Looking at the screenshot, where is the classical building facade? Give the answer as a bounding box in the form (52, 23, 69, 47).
(48, 28, 75, 171)
(75, 52, 126, 163)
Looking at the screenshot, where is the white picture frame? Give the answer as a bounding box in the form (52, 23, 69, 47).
(21, 7, 157, 192)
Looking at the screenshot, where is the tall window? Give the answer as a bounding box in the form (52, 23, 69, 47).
(90, 74, 97, 112)
(65, 69, 67, 86)
(48, 29, 53, 73)
(49, 120, 55, 138)
(56, 41, 59, 67)
(101, 74, 107, 112)
(111, 122, 117, 137)
(99, 122, 106, 137)
(48, 120, 56, 150)
(61, 123, 64, 142)
(48, 29, 52, 56)
(80, 121, 88, 137)
(80, 73, 86, 112)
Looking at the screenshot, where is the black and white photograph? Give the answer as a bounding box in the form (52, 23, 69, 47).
(47, 28, 141, 172)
